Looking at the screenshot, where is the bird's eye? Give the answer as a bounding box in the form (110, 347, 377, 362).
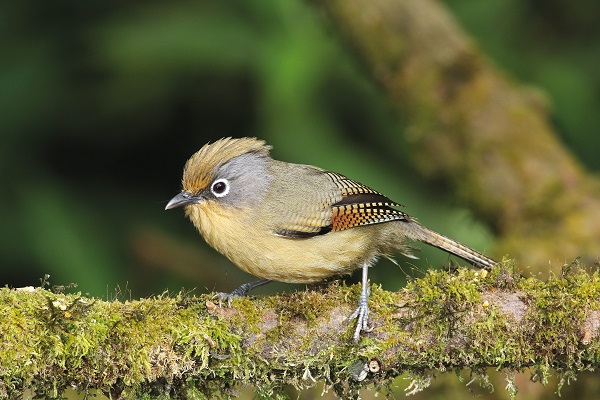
(211, 178, 230, 197)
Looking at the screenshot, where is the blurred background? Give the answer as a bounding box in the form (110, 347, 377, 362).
(2, 0, 599, 398)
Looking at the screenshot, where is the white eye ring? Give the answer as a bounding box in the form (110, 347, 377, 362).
(210, 178, 230, 198)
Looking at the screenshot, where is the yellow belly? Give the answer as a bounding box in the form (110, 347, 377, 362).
(186, 203, 377, 283)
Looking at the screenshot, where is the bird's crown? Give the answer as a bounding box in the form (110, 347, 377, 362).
(182, 137, 272, 193)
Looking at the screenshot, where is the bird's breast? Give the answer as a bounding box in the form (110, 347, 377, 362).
(186, 203, 378, 283)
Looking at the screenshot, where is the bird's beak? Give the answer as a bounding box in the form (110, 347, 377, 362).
(165, 191, 202, 210)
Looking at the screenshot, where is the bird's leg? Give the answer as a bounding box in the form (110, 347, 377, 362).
(213, 279, 272, 307)
(349, 262, 371, 342)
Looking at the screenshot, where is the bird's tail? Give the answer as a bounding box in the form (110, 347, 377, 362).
(403, 221, 496, 269)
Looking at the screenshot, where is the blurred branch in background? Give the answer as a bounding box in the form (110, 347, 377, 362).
(310, 0, 600, 269)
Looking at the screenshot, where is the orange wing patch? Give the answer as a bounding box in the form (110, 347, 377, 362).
(331, 201, 408, 231)
(325, 171, 409, 231)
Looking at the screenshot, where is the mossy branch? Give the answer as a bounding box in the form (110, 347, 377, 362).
(2, 262, 600, 399)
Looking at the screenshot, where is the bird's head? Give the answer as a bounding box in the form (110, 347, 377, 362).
(165, 137, 273, 212)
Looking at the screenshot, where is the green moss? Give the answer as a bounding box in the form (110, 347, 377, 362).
(3, 261, 600, 398)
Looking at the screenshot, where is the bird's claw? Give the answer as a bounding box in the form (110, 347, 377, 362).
(212, 292, 241, 307)
(211, 279, 271, 307)
(349, 285, 371, 343)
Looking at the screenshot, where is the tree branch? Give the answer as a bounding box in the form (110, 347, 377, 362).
(2, 262, 600, 399)
(309, 0, 600, 268)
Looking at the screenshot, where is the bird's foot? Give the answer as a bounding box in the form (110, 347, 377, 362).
(348, 285, 372, 343)
(212, 279, 271, 307)
(212, 291, 241, 308)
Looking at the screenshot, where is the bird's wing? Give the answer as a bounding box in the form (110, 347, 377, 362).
(325, 171, 410, 231)
(269, 168, 409, 238)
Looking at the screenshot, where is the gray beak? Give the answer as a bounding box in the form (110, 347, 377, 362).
(165, 191, 201, 210)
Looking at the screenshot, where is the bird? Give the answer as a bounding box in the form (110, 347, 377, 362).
(165, 137, 496, 342)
